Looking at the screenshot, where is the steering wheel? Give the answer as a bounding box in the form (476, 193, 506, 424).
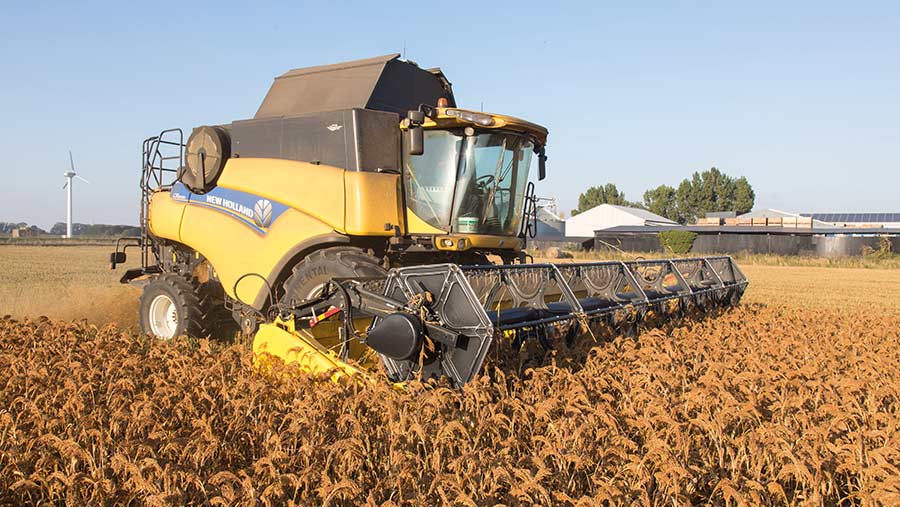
(475, 174, 494, 188)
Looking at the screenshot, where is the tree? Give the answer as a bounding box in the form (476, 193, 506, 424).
(673, 167, 755, 223)
(49, 222, 141, 236)
(642, 185, 679, 222)
(636, 168, 756, 224)
(571, 183, 639, 216)
(675, 179, 696, 224)
(0, 222, 28, 234)
(733, 176, 755, 214)
(572, 169, 755, 223)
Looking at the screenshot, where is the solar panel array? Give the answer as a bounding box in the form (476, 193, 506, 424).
(800, 213, 900, 223)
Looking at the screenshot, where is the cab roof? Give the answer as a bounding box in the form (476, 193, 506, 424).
(423, 107, 548, 146)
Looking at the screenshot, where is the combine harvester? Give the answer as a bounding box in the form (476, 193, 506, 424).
(111, 54, 747, 386)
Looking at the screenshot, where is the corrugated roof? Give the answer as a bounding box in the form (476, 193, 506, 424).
(801, 213, 900, 223)
(603, 204, 678, 225)
(597, 225, 900, 235)
(737, 208, 799, 219)
(739, 209, 833, 228)
(705, 211, 737, 219)
(536, 207, 563, 222)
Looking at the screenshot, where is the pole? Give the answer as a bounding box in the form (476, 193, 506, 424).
(66, 176, 73, 239)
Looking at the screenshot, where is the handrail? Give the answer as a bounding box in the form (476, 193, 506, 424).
(139, 128, 183, 270)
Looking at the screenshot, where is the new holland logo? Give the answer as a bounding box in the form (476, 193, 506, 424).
(253, 199, 273, 228)
(326, 123, 343, 132)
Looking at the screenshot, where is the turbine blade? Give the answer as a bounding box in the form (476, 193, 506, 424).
(69, 150, 75, 172)
(75, 175, 91, 184)
(63, 181, 68, 189)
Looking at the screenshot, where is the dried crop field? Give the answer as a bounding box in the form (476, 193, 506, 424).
(1, 246, 899, 505)
(0, 245, 140, 327)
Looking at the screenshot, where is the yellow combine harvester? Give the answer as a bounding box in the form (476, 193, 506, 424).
(110, 54, 747, 386)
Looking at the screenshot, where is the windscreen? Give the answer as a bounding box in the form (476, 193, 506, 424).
(404, 129, 534, 236)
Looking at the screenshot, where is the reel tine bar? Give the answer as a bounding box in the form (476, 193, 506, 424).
(327, 257, 748, 386)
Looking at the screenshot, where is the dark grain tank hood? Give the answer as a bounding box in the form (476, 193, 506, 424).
(255, 54, 456, 119)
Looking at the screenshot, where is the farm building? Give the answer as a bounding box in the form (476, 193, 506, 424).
(595, 223, 900, 257)
(726, 210, 900, 230)
(565, 204, 677, 237)
(800, 213, 900, 229)
(737, 209, 797, 220)
(585, 207, 900, 257)
(704, 211, 737, 220)
(697, 209, 820, 228)
(535, 206, 565, 238)
(10, 226, 40, 238)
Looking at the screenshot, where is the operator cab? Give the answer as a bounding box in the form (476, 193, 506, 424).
(404, 128, 534, 236)
(400, 104, 548, 254)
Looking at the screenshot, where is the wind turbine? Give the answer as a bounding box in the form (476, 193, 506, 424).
(63, 150, 90, 239)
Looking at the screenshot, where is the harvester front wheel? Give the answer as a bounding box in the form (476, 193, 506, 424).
(139, 273, 211, 340)
(281, 246, 387, 304)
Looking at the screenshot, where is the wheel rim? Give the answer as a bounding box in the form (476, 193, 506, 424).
(148, 294, 178, 339)
(306, 283, 328, 300)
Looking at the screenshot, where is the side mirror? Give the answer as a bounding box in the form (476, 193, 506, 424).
(110, 251, 126, 269)
(537, 147, 547, 180)
(405, 110, 425, 156)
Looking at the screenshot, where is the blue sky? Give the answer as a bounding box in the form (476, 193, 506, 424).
(1, 1, 898, 228)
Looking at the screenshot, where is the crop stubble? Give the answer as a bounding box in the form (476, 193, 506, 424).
(0, 245, 139, 327)
(1, 302, 899, 505)
(2, 246, 899, 325)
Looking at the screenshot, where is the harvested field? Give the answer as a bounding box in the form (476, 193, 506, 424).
(2, 247, 900, 505)
(2, 245, 897, 325)
(0, 245, 140, 327)
(740, 264, 900, 313)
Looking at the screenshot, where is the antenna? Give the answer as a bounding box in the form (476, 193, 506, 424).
(63, 150, 90, 239)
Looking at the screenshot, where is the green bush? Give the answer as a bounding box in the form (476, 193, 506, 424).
(659, 230, 697, 255)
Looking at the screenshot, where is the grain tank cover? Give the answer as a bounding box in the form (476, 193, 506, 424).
(255, 54, 456, 119)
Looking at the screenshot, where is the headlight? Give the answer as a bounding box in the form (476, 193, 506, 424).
(444, 109, 495, 127)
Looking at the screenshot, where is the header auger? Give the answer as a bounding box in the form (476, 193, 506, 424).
(110, 54, 747, 387)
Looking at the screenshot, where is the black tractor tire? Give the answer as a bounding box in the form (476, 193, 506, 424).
(139, 273, 216, 339)
(197, 279, 238, 339)
(281, 246, 387, 305)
